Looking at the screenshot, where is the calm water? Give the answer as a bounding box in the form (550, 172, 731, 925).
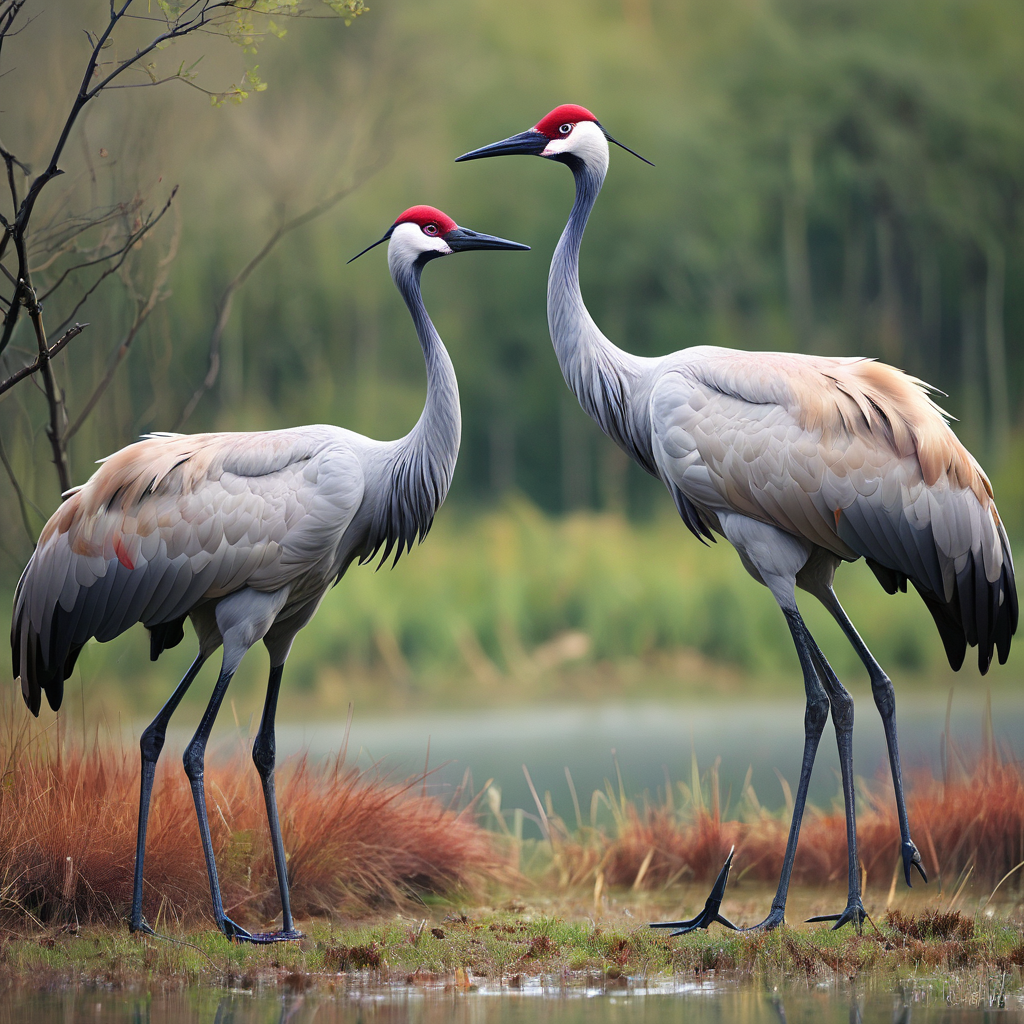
(253, 693, 1024, 833)
(3, 982, 1021, 1024)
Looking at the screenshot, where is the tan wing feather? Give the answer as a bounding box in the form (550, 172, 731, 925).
(651, 348, 1015, 672)
(13, 429, 365, 714)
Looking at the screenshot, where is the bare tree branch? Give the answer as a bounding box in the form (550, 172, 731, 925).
(0, 0, 368, 499)
(0, 322, 87, 396)
(39, 187, 176, 304)
(23, 286, 70, 491)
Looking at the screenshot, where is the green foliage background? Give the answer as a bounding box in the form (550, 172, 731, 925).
(0, 0, 1021, 714)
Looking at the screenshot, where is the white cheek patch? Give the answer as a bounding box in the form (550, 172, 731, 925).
(388, 223, 451, 274)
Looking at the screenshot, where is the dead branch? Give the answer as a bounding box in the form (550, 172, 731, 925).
(24, 286, 69, 492)
(45, 187, 177, 333)
(0, 323, 87, 397)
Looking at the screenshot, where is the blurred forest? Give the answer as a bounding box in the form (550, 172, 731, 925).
(0, 0, 1022, 708)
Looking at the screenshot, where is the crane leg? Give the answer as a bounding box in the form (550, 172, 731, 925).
(818, 587, 926, 887)
(649, 604, 830, 935)
(736, 607, 832, 932)
(130, 652, 207, 938)
(248, 663, 303, 942)
(651, 605, 868, 934)
(182, 662, 255, 943)
(800, 628, 866, 933)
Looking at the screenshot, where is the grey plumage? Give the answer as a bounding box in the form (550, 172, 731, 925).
(457, 105, 1014, 931)
(8, 205, 528, 942)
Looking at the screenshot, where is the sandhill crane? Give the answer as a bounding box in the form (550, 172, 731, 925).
(457, 105, 1017, 932)
(10, 206, 529, 943)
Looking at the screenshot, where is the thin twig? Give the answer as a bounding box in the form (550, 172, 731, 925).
(0, 322, 87, 397)
(49, 188, 176, 340)
(37, 195, 167, 300)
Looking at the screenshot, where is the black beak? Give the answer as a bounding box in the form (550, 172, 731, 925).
(455, 130, 548, 162)
(445, 226, 530, 252)
(347, 226, 394, 263)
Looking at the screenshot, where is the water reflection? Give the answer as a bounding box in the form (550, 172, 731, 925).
(4, 982, 1020, 1024)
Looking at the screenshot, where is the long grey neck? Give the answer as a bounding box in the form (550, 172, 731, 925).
(548, 160, 657, 475)
(367, 260, 461, 565)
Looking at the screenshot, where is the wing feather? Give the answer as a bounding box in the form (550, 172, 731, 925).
(12, 428, 365, 713)
(650, 348, 1016, 672)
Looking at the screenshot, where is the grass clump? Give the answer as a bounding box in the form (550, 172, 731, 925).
(528, 726, 1024, 897)
(0, 697, 506, 933)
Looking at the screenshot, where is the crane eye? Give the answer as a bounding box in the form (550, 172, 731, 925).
(423, 223, 439, 235)
(559, 123, 573, 135)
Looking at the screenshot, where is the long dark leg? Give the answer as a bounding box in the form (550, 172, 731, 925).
(744, 608, 832, 930)
(249, 663, 302, 942)
(651, 606, 830, 934)
(181, 662, 252, 941)
(819, 588, 925, 886)
(798, 624, 865, 931)
(130, 652, 207, 936)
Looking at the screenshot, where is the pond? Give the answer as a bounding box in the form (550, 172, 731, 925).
(254, 692, 1024, 833)
(5, 979, 1021, 1023)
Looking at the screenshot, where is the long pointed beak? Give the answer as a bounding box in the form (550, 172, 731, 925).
(445, 227, 530, 252)
(455, 130, 548, 162)
(347, 228, 394, 264)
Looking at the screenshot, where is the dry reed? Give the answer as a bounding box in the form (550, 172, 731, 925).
(552, 728, 1024, 895)
(0, 698, 505, 931)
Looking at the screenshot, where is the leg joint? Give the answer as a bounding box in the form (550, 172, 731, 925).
(828, 686, 855, 730)
(182, 745, 204, 782)
(140, 724, 165, 763)
(252, 737, 276, 779)
(871, 673, 896, 718)
(805, 694, 829, 732)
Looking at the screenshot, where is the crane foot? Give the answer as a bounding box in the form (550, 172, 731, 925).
(807, 898, 866, 933)
(739, 907, 786, 932)
(129, 918, 165, 941)
(649, 847, 738, 937)
(902, 841, 927, 887)
(239, 929, 305, 944)
(220, 916, 303, 943)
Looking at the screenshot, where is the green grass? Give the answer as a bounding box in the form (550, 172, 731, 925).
(23, 505, 1022, 724)
(2, 904, 1022, 999)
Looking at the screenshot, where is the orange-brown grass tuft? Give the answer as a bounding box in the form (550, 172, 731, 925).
(555, 740, 1024, 894)
(0, 701, 505, 931)
(886, 908, 974, 942)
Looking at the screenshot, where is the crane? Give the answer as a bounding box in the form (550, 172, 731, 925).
(10, 206, 528, 943)
(457, 105, 1017, 932)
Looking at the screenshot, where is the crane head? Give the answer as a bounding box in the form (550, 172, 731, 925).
(348, 205, 529, 267)
(455, 104, 653, 168)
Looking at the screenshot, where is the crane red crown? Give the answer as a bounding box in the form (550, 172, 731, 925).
(393, 206, 457, 235)
(534, 104, 598, 138)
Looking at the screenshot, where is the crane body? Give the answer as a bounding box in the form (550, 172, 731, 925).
(11, 207, 528, 942)
(457, 107, 1016, 932)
